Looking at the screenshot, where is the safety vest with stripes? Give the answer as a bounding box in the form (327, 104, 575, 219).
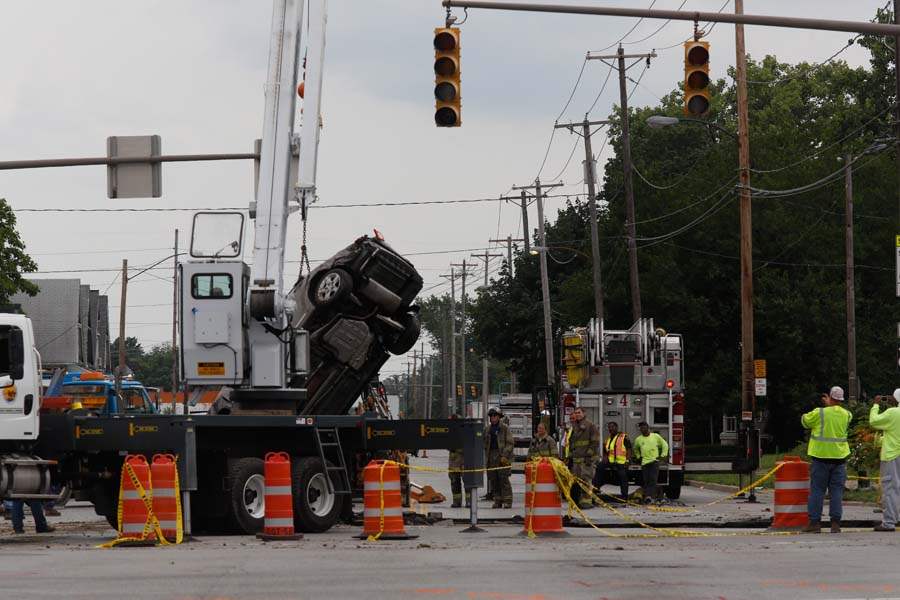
(605, 433, 628, 465)
(801, 405, 851, 459)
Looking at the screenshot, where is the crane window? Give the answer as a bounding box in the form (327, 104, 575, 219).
(192, 274, 233, 299)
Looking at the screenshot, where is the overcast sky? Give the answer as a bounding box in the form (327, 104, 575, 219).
(0, 0, 887, 381)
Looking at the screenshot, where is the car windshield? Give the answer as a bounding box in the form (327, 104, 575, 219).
(62, 384, 108, 398)
(122, 388, 153, 413)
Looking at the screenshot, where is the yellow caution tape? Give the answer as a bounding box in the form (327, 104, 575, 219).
(366, 461, 388, 542)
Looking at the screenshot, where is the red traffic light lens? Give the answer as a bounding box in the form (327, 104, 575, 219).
(434, 31, 457, 52)
(434, 56, 457, 77)
(434, 82, 457, 102)
(687, 45, 709, 66)
(666, 379, 675, 389)
(435, 106, 459, 126)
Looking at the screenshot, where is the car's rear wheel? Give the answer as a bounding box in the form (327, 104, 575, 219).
(311, 269, 352, 307)
(386, 313, 420, 355)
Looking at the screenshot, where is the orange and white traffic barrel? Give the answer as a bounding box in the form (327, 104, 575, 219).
(150, 454, 180, 542)
(119, 454, 155, 541)
(257, 452, 302, 541)
(358, 460, 417, 540)
(771, 455, 809, 530)
(523, 458, 569, 537)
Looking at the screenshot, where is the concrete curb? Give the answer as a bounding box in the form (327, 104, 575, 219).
(686, 479, 876, 506)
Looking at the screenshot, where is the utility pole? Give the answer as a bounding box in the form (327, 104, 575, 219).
(845, 153, 857, 402)
(472, 250, 502, 424)
(171, 229, 179, 413)
(513, 179, 564, 389)
(441, 268, 458, 415)
(116, 259, 128, 399)
(489, 235, 525, 278)
(443, 305, 451, 417)
(895, 0, 900, 225)
(451, 260, 475, 417)
(411, 348, 418, 417)
(735, 0, 755, 426)
(555, 117, 610, 321)
(586, 48, 654, 321)
(404, 360, 412, 416)
(499, 192, 531, 254)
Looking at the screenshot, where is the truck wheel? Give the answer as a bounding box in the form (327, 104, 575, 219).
(89, 482, 119, 531)
(292, 457, 345, 533)
(386, 313, 420, 355)
(665, 471, 683, 500)
(310, 269, 352, 307)
(226, 457, 266, 534)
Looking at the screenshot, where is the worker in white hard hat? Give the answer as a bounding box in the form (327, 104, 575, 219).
(801, 385, 852, 534)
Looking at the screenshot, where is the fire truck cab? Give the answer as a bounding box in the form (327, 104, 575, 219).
(561, 317, 685, 499)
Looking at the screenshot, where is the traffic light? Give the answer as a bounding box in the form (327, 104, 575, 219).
(433, 27, 461, 127)
(470, 384, 477, 398)
(683, 40, 710, 117)
(456, 384, 463, 398)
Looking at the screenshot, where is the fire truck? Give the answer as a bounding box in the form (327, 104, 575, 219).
(560, 318, 685, 499)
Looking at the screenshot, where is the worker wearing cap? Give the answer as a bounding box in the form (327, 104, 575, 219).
(599, 421, 632, 502)
(801, 385, 852, 533)
(566, 407, 601, 510)
(869, 389, 900, 532)
(484, 408, 514, 508)
(527, 421, 556, 461)
(632, 421, 668, 503)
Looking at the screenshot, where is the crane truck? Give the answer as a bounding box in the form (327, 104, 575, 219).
(2, 0, 485, 534)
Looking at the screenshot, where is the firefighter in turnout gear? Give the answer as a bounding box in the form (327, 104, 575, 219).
(566, 407, 601, 509)
(484, 407, 514, 508)
(527, 421, 557, 461)
(448, 415, 470, 508)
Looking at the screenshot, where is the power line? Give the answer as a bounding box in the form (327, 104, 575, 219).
(591, 0, 659, 54)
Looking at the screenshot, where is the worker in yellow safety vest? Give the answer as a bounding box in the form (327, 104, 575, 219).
(801, 385, 852, 533)
(870, 389, 900, 532)
(596, 421, 632, 502)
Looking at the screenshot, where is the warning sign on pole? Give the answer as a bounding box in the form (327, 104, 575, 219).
(753, 359, 766, 378)
(754, 378, 767, 396)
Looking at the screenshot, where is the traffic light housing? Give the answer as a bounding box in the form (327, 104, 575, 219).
(470, 384, 477, 398)
(456, 384, 463, 398)
(434, 27, 461, 127)
(683, 40, 710, 117)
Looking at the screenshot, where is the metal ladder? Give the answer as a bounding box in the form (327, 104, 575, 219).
(313, 427, 352, 495)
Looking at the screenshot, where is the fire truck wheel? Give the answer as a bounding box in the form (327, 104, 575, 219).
(665, 471, 683, 500)
(292, 456, 345, 533)
(226, 457, 266, 534)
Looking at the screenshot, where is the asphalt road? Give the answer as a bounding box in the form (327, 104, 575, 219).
(0, 452, 897, 600)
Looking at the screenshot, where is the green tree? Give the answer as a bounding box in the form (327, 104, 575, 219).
(0, 198, 38, 301)
(449, 12, 900, 449)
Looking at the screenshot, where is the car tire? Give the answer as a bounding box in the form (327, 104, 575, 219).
(386, 313, 420, 355)
(226, 457, 266, 534)
(89, 481, 120, 531)
(310, 269, 352, 307)
(292, 456, 345, 533)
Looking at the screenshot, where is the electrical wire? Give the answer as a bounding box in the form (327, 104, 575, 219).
(653, 0, 730, 51)
(591, 0, 659, 54)
(619, 0, 688, 47)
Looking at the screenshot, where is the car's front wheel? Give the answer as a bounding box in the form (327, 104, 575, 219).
(310, 269, 352, 307)
(386, 312, 420, 355)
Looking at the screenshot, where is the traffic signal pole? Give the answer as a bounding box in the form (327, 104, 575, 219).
(554, 118, 609, 322)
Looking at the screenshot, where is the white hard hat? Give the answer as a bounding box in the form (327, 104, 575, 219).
(893, 388, 900, 404)
(829, 386, 845, 402)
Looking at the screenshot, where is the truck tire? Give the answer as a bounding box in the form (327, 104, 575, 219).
(292, 456, 345, 533)
(226, 457, 266, 534)
(89, 481, 119, 531)
(310, 269, 352, 308)
(665, 470, 683, 500)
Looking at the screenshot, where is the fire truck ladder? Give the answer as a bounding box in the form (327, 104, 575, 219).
(314, 427, 352, 495)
